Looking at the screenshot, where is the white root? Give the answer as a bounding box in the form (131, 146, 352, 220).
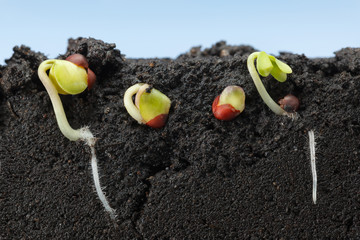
(308, 130, 317, 204)
(80, 127, 116, 220)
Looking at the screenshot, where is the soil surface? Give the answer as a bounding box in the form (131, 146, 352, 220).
(1, 38, 360, 239)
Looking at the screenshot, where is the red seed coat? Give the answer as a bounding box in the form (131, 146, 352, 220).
(146, 114, 169, 128)
(66, 54, 89, 69)
(87, 68, 96, 90)
(212, 95, 240, 121)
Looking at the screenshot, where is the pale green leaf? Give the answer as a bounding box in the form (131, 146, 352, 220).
(49, 60, 88, 95)
(275, 58, 292, 73)
(270, 63, 287, 82)
(256, 51, 273, 77)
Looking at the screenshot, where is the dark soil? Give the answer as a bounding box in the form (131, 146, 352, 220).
(1, 38, 360, 239)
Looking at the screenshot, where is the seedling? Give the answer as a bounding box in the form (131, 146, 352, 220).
(38, 54, 116, 220)
(124, 83, 171, 128)
(212, 85, 245, 121)
(247, 51, 299, 116)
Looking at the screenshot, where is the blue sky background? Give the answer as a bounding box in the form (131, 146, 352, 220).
(0, 0, 359, 64)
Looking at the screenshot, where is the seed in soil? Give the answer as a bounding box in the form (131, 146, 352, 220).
(212, 85, 245, 121)
(124, 83, 171, 128)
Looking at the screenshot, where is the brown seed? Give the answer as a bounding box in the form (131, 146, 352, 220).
(66, 54, 89, 69)
(279, 94, 299, 113)
(87, 68, 96, 90)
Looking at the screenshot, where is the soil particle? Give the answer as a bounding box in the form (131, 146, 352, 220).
(0, 45, 46, 95)
(1, 38, 359, 239)
(62, 37, 124, 78)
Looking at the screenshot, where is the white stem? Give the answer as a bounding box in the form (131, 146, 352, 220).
(308, 130, 317, 204)
(38, 60, 82, 141)
(135, 83, 150, 109)
(124, 83, 145, 124)
(247, 52, 287, 116)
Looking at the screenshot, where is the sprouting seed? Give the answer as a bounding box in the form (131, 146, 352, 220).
(38, 54, 115, 220)
(124, 83, 171, 128)
(247, 51, 299, 117)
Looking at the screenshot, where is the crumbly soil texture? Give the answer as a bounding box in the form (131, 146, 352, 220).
(1, 38, 360, 239)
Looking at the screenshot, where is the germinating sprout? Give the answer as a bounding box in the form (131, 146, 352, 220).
(247, 51, 299, 116)
(38, 54, 116, 220)
(124, 83, 171, 128)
